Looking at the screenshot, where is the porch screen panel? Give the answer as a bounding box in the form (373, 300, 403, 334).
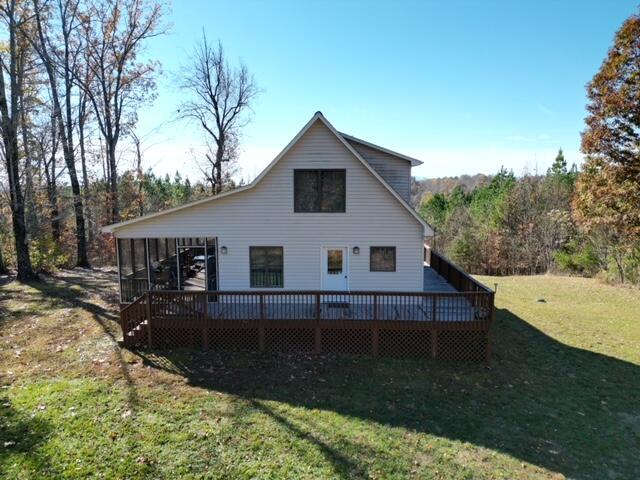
(206, 238, 217, 291)
(117, 239, 133, 278)
(118, 239, 148, 302)
(150, 238, 179, 291)
(148, 239, 159, 263)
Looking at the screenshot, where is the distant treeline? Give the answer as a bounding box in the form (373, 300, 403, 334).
(410, 174, 490, 206)
(414, 151, 639, 285)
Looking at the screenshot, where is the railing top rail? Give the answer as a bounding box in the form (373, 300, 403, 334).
(120, 293, 147, 313)
(147, 289, 493, 297)
(430, 250, 494, 293)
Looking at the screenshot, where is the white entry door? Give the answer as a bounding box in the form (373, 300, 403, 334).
(321, 247, 349, 290)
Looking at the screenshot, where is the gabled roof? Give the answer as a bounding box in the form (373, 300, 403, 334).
(340, 132, 424, 166)
(103, 112, 434, 236)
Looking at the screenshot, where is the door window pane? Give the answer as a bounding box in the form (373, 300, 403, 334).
(370, 247, 396, 272)
(250, 247, 283, 287)
(327, 249, 343, 274)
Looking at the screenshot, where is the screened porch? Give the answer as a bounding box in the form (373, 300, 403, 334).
(117, 237, 218, 304)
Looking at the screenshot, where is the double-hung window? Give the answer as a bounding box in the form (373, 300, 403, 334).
(250, 247, 284, 288)
(370, 247, 396, 272)
(294, 169, 346, 212)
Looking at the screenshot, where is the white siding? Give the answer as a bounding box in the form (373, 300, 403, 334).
(114, 120, 424, 291)
(345, 140, 412, 202)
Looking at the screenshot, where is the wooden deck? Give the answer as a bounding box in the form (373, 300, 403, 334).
(119, 252, 495, 361)
(423, 265, 458, 292)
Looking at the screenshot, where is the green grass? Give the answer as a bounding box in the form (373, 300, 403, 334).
(1, 270, 638, 479)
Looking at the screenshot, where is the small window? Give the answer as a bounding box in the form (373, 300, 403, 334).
(250, 247, 284, 287)
(294, 169, 345, 212)
(370, 247, 396, 272)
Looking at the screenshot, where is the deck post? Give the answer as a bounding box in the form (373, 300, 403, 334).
(145, 292, 153, 348)
(258, 293, 265, 351)
(431, 295, 437, 322)
(314, 293, 321, 354)
(430, 296, 437, 359)
(371, 294, 379, 356)
(484, 292, 495, 363)
(119, 311, 128, 347)
(201, 293, 209, 350)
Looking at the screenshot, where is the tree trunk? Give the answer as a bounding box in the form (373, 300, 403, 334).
(44, 155, 61, 242)
(3, 129, 37, 281)
(61, 140, 90, 267)
(107, 140, 119, 223)
(20, 90, 37, 233)
(47, 185, 61, 242)
(0, 246, 7, 275)
(0, 7, 37, 281)
(78, 96, 92, 244)
(132, 132, 144, 216)
(215, 136, 224, 194)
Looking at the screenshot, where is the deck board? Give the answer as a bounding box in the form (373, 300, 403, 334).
(423, 265, 457, 292)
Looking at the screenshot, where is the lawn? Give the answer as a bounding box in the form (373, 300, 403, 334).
(0, 270, 638, 479)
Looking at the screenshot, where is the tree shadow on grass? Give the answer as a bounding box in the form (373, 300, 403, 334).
(8, 276, 152, 476)
(21, 276, 139, 413)
(0, 398, 57, 477)
(137, 308, 640, 479)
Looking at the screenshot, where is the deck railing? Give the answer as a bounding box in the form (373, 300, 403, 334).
(121, 288, 494, 362)
(429, 249, 493, 294)
(120, 277, 150, 303)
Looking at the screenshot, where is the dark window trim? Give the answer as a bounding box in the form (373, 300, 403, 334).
(293, 169, 346, 213)
(249, 246, 284, 288)
(370, 246, 396, 272)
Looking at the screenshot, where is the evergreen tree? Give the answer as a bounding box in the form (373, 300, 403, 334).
(550, 148, 567, 176)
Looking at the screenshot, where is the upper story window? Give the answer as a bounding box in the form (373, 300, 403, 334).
(294, 169, 346, 212)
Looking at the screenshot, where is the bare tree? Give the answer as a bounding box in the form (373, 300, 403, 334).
(130, 129, 145, 216)
(33, 104, 64, 241)
(179, 35, 258, 194)
(27, 0, 91, 266)
(0, 0, 38, 280)
(76, 61, 90, 194)
(76, 0, 163, 223)
(18, 49, 39, 233)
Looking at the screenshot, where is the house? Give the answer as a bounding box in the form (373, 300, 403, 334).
(105, 111, 434, 300)
(105, 112, 494, 361)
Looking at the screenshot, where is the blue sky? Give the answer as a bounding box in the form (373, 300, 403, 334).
(133, 1, 636, 180)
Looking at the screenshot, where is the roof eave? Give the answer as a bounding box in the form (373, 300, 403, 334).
(339, 132, 424, 166)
